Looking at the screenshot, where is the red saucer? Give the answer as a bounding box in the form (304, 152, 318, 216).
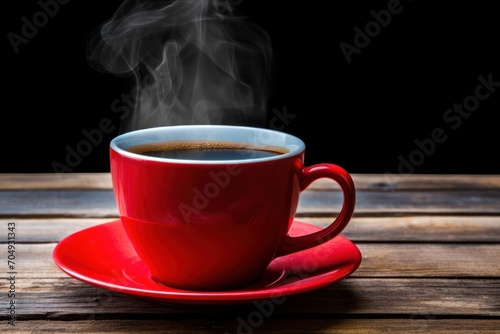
(53, 220, 361, 305)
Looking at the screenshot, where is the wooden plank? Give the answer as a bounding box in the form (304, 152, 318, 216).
(0, 219, 111, 243)
(0, 173, 113, 190)
(309, 216, 500, 242)
(356, 244, 500, 277)
(1, 173, 499, 191)
(7, 241, 500, 318)
(2, 189, 500, 218)
(11, 243, 500, 280)
(2, 216, 499, 243)
(0, 190, 118, 218)
(347, 173, 500, 191)
(6, 277, 500, 317)
(297, 189, 500, 216)
(6, 319, 500, 333)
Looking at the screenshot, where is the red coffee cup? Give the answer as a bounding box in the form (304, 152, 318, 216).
(110, 125, 356, 290)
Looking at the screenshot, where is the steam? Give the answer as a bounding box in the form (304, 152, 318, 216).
(88, 0, 274, 132)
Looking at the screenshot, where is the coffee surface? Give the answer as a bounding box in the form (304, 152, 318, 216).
(125, 140, 289, 160)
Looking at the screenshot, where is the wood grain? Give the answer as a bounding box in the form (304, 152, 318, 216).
(2, 189, 500, 218)
(6, 319, 500, 334)
(10, 243, 500, 280)
(309, 216, 500, 242)
(1, 173, 498, 333)
(5, 278, 499, 317)
(1, 216, 499, 243)
(1, 173, 499, 190)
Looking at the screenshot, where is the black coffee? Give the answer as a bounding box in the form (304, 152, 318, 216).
(125, 140, 289, 160)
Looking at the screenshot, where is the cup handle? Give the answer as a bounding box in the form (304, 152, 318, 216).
(275, 163, 356, 257)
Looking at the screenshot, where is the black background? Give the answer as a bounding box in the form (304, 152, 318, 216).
(3, 0, 499, 174)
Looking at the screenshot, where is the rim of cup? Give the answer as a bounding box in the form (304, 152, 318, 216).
(110, 125, 305, 165)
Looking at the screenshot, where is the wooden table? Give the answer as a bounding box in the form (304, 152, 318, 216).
(1, 173, 499, 333)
